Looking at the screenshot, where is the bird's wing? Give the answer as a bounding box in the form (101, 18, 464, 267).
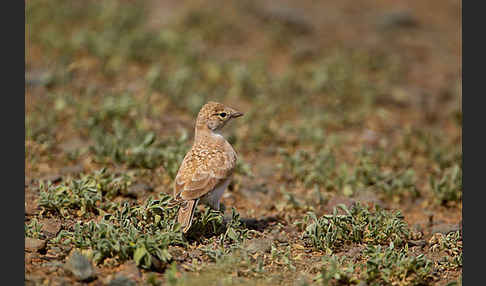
(177, 198, 199, 233)
(174, 146, 236, 201)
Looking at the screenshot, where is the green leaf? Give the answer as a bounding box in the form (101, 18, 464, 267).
(142, 132, 155, 147)
(226, 227, 238, 242)
(134, 245, 148, 267)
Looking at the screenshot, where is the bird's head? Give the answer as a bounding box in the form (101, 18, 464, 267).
(196, 101, 243, 132)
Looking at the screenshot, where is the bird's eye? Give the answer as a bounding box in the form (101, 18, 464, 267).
(219, 112, 227, 118)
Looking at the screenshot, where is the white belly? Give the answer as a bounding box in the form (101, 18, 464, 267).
(201, 177, 231, 210)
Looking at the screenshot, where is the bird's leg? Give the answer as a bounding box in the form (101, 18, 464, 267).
(219, 202, 226, 214)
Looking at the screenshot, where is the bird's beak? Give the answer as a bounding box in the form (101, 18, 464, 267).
(231, 110, 244, 118)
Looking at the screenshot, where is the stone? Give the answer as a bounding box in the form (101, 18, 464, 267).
(25, 69, 53, 87)
(25, 238, 46, 253)
(107, 275, 136, 286)
(431, 223, 460, 235)
(377, 10, 418, 30)
(65, 251, 96, 282)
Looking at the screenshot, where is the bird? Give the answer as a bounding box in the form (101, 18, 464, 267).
(173, 101, 243, 233)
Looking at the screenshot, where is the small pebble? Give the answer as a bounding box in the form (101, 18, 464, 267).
(25, 238, 46, 253)
(65, 251, 96, 282)
(108, 275, 136, 286)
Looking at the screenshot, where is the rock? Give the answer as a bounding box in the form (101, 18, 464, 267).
(25, 69, 53, 87)
(244, 238, 273, 254)
(431, 223, 460, 235)
(40, 218, 62, 238)
(377, 10, 418, 30)
(65, 251, 96, 282)
(41, 261, 64, 269)
(107, 275, 136, 286)
(25, 238, 46, 253)
(44, 246, 64, 261)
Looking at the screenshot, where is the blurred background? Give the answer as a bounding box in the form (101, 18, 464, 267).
(25, 0, 461, 196)
(25, 0, 463, 219)
(25, 0, 462, 283)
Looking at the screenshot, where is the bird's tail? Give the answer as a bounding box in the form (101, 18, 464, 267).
(177, 199, 199, 233)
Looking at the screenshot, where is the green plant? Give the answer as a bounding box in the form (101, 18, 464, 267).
(25, 218, 44, 239)
(363, 244, 433, 285)
(279, 148, 336, 188)
(53, 193, 185, 269)
(38, 169, 130, 217)
(188, 208, 225, 239)
(269, 244, 294, 272)
(299, 203, 409, 252)
(352, 151, 420, 200)
(430, 231, 462, 270)
(185, 206, 249, 247)
(221, 207, 250, 244)
(27, 0, 175, 71)
(76, 92, 190, 173)
(430, 164, 462, 205)
(315, 255, 356, 285)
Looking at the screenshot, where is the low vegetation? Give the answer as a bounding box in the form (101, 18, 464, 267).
(26, 0, 461, 285)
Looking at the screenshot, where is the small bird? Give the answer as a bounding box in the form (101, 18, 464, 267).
(174, 101, 243, 233)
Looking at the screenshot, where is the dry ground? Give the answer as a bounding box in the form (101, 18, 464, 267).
(25, 0, 461, 285)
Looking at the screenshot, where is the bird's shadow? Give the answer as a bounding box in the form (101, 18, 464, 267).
(238, 216, 280, 232)
(184, 215, 280, 242)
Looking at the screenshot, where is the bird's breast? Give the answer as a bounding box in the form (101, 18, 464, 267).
(201, 177, 231, 210)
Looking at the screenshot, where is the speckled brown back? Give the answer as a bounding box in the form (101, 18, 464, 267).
(173, 102, 239, 201)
